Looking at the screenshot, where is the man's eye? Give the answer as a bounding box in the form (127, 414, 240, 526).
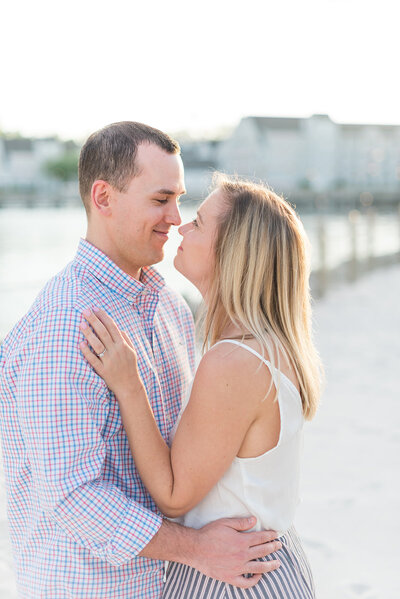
(155, 199, 168, 204)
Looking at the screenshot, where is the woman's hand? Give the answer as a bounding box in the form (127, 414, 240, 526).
(79, 308, 144, 398)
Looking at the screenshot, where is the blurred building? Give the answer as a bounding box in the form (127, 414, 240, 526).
(181, 114, 400, 197)
(0, 137, 72, 189)
(180, 139, 221, 199)
(3, 116, 400, 199)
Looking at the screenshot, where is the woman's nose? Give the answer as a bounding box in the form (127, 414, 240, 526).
(178, 222, 190, 236)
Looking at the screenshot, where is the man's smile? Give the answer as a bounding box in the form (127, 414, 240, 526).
(153, 229, 169, 240)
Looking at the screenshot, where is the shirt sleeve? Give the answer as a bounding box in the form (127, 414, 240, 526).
(17, 306, 162, 566)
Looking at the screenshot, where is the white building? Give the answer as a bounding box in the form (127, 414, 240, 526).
(217, 114, 400, 193)
(0, 137, 65, 188)
(337, 123, 400, 191)
(180, 139, 220, 198)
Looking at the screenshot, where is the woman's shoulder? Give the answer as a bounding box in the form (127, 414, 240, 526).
(201, 339, 262, 364)
(195, 340, 273, 394)
(205, 338, 270, 364)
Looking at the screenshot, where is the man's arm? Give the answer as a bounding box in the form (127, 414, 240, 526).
(140, 517, 281, 588)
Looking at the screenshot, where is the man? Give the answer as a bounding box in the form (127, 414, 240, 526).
(0, 122, 281, 598)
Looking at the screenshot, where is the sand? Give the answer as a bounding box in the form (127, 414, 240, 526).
(296, 264, 400, 598)
(1, 264, 399, 598)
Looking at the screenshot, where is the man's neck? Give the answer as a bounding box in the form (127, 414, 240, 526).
(84, 232, 141, 281)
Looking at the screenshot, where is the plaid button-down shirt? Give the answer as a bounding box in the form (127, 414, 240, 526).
(0, 239, 195, 599)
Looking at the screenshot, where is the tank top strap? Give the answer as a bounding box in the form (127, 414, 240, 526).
(213, 339, 273, 374)
(213, 339, 301, 398)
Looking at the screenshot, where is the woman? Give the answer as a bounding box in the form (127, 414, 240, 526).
(80, 175, 322, 598)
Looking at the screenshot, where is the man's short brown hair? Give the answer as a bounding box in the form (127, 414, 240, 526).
(78, 121, 180, 213)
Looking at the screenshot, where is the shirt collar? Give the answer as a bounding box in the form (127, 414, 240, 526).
(75, 238, 165, 302)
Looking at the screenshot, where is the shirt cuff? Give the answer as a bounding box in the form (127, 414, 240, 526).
(102, 499, 163, 566)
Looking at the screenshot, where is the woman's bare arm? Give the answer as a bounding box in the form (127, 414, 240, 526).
(79, 308, 273, 517)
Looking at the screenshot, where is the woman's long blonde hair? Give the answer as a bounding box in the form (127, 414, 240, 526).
(202, 174, 322, 420)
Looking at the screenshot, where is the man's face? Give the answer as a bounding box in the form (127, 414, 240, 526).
(108, 143, 185, 277)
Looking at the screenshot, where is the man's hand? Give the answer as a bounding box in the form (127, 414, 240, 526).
(139, 517, 281, 588)
(192, 516, 281, 588)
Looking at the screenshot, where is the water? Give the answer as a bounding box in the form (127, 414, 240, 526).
(0, 204, 201, 340)
(1, 204, 399, 340)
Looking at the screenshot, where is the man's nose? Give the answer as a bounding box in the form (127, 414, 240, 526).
(165, 202, 182, 226)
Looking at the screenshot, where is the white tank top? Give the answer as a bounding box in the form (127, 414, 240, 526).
(170, 339, 304, 535)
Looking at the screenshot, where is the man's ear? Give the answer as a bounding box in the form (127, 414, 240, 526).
(90, 180, 113, 216)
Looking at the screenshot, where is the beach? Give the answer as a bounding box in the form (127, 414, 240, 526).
(296, 264, 400, 598)
(1, 264, 399, 598)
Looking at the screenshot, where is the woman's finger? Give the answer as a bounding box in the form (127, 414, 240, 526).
(82, 309, 113, 346)
(79, 341, 104, 375)
(80, 322, 106, 355)
(93, 308, 123, 343)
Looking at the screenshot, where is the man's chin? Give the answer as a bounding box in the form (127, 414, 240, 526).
(147, 249, 164, 267)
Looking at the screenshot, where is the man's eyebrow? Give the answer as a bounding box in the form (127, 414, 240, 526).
(154, 188, 187, 196)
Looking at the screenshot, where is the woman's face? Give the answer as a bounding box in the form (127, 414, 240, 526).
(174, 189, 226, 295)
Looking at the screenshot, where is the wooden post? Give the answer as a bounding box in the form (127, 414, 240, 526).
(348, 209, 360, 281)
(366, 207, 376, 270)
(398, 203, 400, 261)
(317, 214, 328, 297)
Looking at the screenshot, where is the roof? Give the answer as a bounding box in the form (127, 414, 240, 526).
(339, 123, 399, 133)
(246, 116, 303, 133)
(3, 138, 33, 152)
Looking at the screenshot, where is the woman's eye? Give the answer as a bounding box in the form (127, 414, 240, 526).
(192, 218, 198, 227)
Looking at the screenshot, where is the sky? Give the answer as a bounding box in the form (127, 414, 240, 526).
(1, 0, 400, 141)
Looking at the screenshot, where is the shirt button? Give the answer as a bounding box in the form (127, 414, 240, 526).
(127, 296, 136, 302)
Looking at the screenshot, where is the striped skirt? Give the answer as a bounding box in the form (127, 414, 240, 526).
(163, 526, 315, 599)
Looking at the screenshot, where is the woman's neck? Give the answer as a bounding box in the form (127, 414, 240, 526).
(219, 324, 253, 340)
